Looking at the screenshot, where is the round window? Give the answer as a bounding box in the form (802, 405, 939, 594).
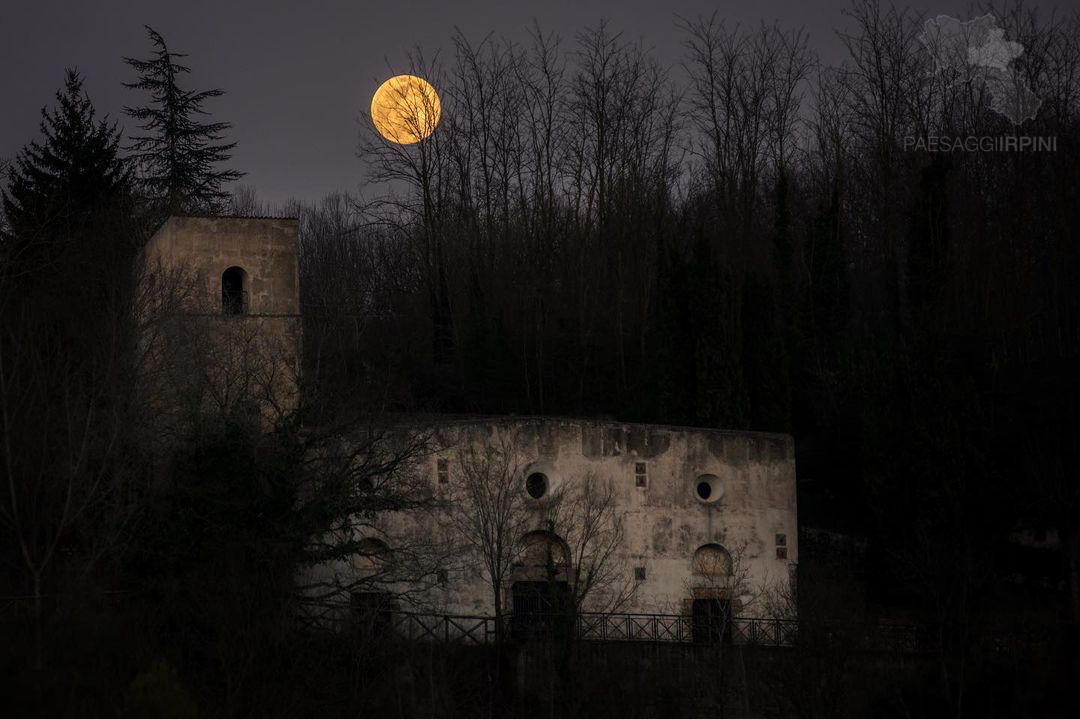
(526, 472, 548, 499)
(694, 474, 723, 504)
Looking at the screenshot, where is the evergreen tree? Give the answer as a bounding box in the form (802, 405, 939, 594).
(123, 26, 243, 214)
(0, 71, 139, 688)
(1, 69, 131, 275)
(0, 67, 136, 356)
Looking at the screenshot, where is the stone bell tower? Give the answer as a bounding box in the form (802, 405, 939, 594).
(140, 215, 303, 423)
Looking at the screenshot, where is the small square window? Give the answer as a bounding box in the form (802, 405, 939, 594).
(776, 533, 787, 547)
(436, 458, 449, 484)
(634, 462, 648, 487)
(776, 547, 788, 560)
(634, 567, 647, 581)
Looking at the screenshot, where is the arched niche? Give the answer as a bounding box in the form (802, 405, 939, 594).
(350, 537, 391, 572)
(518, 530, 570, 568)
(511, 530, 572, 584)
(691, 543, 733, 578)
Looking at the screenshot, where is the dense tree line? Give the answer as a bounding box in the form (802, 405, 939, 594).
(292, 4, 1080, 711)
(1, 1, 1079, 716)
(302, 0, 1080, 613)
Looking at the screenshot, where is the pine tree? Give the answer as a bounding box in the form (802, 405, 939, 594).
(123, 26, 243, 214)
(1, 69, 131, 278)
(0, 74, 139, 685)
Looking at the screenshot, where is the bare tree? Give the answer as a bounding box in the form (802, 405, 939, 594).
(357, 52, 457, 374)
(296, 192, 419, 423)
(678, 541, 762, 626)
(0, 262, 144, 683)
(134, 253, 302, 435)
(543, 474, 634, 615)
(227, 184, 270, 217)
(0, 157, 9, 234)
(444, 436, 530, 632)
(294, 423, 447, 622)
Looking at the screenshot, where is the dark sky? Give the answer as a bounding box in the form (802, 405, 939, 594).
(0, 0, 1053, 206)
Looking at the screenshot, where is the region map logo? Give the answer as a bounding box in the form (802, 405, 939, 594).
(919, 14, 1040, 125)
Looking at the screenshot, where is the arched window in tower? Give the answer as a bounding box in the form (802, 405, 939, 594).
(222, 266, 248, 314)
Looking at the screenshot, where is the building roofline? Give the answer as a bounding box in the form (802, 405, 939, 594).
(379, 413, 793, 442)
(148, 214, 299, 237)
(143, 213, 300, 253)
(164, 213, 300, 222)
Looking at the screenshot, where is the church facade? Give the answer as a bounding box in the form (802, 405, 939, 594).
(375, 416, 797, 620)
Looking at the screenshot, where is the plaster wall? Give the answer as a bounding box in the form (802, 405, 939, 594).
(321, 418, 797, 620)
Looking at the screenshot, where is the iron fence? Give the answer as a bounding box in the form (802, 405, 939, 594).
(380, 611, 809, 648)
(389, 612, 498, 645)
(2, 593, 1055, 656)
(370, 610, 1051, 655)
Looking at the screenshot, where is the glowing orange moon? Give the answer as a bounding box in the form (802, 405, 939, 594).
(370, 75, 441, 144)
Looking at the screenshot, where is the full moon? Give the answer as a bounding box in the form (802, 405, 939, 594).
(370, 75, 441, 145)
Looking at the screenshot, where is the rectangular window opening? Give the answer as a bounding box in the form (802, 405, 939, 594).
(634, 462, 648, 488)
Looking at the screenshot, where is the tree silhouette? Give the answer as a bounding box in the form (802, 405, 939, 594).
(123, 26, 243, 214)
(1, 69, 130, 275)
(0, 69, 137, 691)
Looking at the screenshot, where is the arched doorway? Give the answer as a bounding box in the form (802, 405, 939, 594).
(350, 537, 394, 636)
(511, 530, 572, 639)
(691, 543, 734, 644)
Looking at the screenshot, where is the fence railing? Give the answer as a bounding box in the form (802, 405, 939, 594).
(575, 612, 694, 643)
(363, 610, 1053, 655)
(366, 611, 883, 649)
(378, 611, 835, 648)
(389, 612, 497, 645)
(554, 613, 803, 648)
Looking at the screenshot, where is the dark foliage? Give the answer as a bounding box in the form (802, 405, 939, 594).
(123, 26, 243, 214)
(2, 3, 1080, 716)
(1, 69, 133, 285)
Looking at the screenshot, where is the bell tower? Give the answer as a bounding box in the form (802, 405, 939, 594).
(141, 215, 303, 422)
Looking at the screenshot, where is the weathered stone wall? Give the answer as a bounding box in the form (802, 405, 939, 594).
(140, 216, 303, 420)
(144, 215, 300, 316)
(324, 417, 797, 620)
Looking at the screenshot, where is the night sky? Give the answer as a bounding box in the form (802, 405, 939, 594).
(0, 0, 1054, 206)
